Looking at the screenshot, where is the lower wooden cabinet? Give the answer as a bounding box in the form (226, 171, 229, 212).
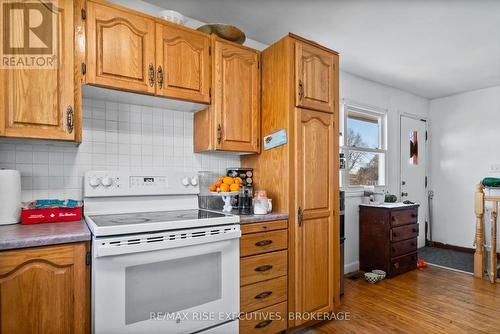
(240, 220, 288, 334)
(0, 242, 90, 334)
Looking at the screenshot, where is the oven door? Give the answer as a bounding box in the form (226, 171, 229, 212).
(92, 226, 240, 334)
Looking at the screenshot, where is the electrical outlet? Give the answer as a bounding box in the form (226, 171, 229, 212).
(490, 164, 500, 173)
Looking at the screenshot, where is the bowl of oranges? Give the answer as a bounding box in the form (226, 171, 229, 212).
(209, 176, 243, 194)
(209, 176, 243, 212)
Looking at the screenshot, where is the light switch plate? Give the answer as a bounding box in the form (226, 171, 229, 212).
(490, 164, 500, 173)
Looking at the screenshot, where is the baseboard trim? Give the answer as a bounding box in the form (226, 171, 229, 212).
(344, 261, 359, 275)
(426, 239, 500, 259)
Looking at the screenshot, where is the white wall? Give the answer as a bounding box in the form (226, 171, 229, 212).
(340, 71, 429, 273)
(429, 85, 500, 248)
(0, 98, 240, 202)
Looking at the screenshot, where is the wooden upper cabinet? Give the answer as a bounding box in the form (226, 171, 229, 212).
(213, 37, 260, 153)
(294, 108, 335, 324)
(0, 243, 89, 334)
(86, 0, 156, 94)
(0, 0, 78, 141)
(155, 22, 210, 103)
(295, 41, 336, 113)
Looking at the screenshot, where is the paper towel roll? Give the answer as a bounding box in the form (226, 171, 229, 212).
(0, 169, 21, 225)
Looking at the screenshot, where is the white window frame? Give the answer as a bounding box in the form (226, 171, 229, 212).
(340, 100, 388, 191)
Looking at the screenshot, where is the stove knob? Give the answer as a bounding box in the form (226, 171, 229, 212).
(89, 177, 100, 187)
(101, 177, 113, 187)
(190, 177, 198, 186)
(181, 177, 190, 186)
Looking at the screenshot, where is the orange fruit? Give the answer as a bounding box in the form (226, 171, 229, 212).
(229, 183, 240, 192)
(209, 184, 217, 192)
(215, 179, 223, 187)
(223, 177, 234, 185)
(219, 183, 230, 192)
(234, 177, 243, 184)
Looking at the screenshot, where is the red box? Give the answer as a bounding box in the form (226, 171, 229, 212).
(21, 207, 82, 225)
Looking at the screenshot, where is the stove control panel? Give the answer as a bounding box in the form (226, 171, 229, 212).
(84, 171, 199, 197)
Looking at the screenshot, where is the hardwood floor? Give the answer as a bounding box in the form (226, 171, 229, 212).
(309, 266, 500, 334)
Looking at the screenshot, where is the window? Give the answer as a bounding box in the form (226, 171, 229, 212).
(341, 102, 387, 188)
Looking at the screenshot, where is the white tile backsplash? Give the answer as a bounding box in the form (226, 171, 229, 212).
(0, 97, 240, 202)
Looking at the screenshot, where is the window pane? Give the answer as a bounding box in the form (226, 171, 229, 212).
(347, 151, 385, 186)
(347, 113, 379, 149)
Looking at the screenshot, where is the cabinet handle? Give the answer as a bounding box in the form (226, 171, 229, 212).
(255, 320, 272, 329)
(411, 213, 417, 218)
(298, 206, 303, 227)
(254, 264, 273, 272)
(66, 106, 74, 134)
(255, 239, 272, 247)
(217, 124, 222, 144)
(298, 79, 304, 99)
(254, 291, 273, 299)
(148, 63, 155, 87)
(157, 65, 163, 89)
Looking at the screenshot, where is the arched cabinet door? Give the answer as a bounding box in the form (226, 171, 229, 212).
(213, 37, 260, 153)
(295, 41, 336, 113)
(0, 0, 77, 141)
(0, 243, 89, 334)
(155, 22, 210, 103)
(86, 0, 156, 94)
(293, 108, 336, 325)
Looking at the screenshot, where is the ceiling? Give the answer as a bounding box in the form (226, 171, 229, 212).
(145, 0, 500, 99)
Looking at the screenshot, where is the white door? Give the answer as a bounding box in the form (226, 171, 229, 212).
(400, 115, 427, 248)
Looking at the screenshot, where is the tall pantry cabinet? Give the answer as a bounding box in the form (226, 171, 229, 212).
(241, 33, 340, 329)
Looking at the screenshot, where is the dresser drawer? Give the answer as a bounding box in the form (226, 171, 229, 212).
(241, 230, 288, 257)
(391, 208, 418, 227)
(390, 252, 417, 277)
(241, 276, 287, 313)
(241, 220, 288, 234)
(241, 250, 287, 286)
(240, 301, 287, 334)
(391, 223, 418, 242)
(391, 238, 417, 258)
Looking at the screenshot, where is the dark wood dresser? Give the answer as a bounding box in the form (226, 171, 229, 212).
(359, 204, 420, 278)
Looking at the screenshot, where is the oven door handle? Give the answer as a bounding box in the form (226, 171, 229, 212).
(94, 228, 241, 257)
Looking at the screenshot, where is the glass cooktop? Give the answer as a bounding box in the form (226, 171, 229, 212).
(88, 210, 229, 227)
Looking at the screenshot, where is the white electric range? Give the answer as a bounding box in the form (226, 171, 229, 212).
(84, 171, 240, 334)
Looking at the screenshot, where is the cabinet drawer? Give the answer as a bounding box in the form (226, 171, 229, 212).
(241, 230, 288, 257)
(391, 223, 418, 242)
(391, 209, 418, 227)
(240, 301, 287, 334)
(241, 220, 288, 235)
(241, 251, 287, 286)
(241, 276, 287, 313)
(391, 238, 417, 258)
(390, 252, 417, 277)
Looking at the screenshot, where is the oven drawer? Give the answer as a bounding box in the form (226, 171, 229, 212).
(390, 252, 417, 277)
(240, 301, 287, 334)
(241, 276, 287, 313)
(391, 223, 418, 242)
(391, 208, 418, 227)
(391, 238, 417, 258)
(240, 230, 288, 257)
(241, 250, 287, 286)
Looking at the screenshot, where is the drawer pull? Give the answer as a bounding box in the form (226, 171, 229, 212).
(255, 239, 273, 247)
(391, 216, 396, 221)
(254, 291, 273, 299)
(255, 265, 273, 272)
(255, 319, 273, 329)
(394, 262, 400, 269)
(411, 213, 417, 218)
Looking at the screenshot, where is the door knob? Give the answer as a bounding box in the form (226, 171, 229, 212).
(401, 181, 406, 185)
